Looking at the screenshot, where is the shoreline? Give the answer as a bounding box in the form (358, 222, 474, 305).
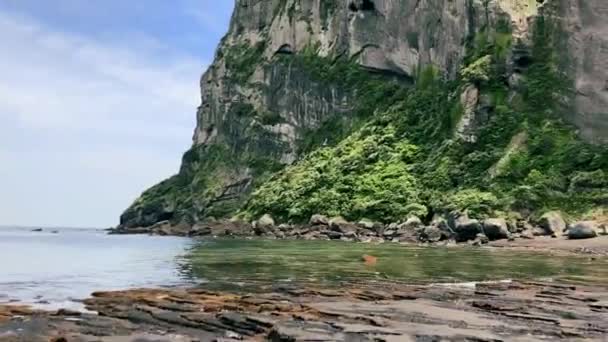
(1, 277, 607, 341)
(2, 231, 607, 341)
(112, 218, 608, 257)
(110, 212, 608, 256)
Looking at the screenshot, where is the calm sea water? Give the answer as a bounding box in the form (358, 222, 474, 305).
(0, 227, 195, 309)
(1, 228, 606, 310)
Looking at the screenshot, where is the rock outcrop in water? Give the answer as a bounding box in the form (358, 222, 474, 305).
(119, 0, 608, 230)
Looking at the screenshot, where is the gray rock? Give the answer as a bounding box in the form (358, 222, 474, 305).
(450, 212, 482, 242)
(327, 231, 343, 240)
(253, 214, 276, 236)
(329, 216, 347, 228)
(257, 214, 275, 229)
(403, 216, 423, 230)
(422, 226, 443, 243)
(303, 231, 321, 240)
(310, 214, 329, 226)
(343, 231, 358, 239)
(382, 229, 397, 239)
(532, 226, 548, 236)
(568, 221, 598, 240)
(507, 220, 519, 233)
(470, 233, 489, 246)
(329, 216, 357, 234)
(539, 211, 567, 237)
(277, 224, 292, 232)
(483, 218, 510, 241)
(520, 230, 535, 240)
(357, 218, 375, 230)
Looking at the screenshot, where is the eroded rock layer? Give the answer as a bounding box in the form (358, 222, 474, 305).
(2, 280, 608, 341)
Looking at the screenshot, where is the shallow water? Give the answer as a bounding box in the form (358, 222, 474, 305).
(0, 228, 606, 309)
(0, 227, 194, 309)
(183, 239, 608, 291)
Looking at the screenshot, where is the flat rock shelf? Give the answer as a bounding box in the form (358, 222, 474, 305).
(1, 280, 607, 341)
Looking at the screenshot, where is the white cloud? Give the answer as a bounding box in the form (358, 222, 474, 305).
(0, 11, 205, 133)
(0, 10, 207, 227)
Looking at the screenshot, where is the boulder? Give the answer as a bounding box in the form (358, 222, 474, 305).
(450, 212, 482, 242)
(343, 230, 358, 240)
(483, 218, 510, 241)
(539, 211, 566, 237)
(253, 214, 275, 235)
(507, 220, 518, 233)
(329, 216, 348, 228)
(309, 214, 329, 226)
(532, 226, 548, 236)
(277, 224, 292, 232)
(403, 216, 423, 230)
(303, 231, 322, 240)
(357, 218, 374, 230)
(429, 216, 454, 239)
(329, 216, 357, 234)
(568, 221, 598, 240)
(327, 231, 343, 240)
(520, 229, 535, 239)
(470, 233, 489, 246)
(382, 229, 397, 239)
(422, 226, 443, 243)
(599, 224, 608, 236)
(357, 218, 382, 231)
(257, 214, 275, 228)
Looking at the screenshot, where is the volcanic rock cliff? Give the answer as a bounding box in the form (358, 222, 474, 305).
(119, 0, 608, 229)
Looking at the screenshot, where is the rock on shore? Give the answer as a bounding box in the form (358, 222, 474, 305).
(109, 210, 607, 251)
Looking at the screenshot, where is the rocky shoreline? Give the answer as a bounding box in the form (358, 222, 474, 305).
(111, 212, 608, 251)
(1, 278, 607, 341)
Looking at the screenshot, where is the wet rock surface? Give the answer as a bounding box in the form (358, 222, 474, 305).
(1, 279, 608, 341)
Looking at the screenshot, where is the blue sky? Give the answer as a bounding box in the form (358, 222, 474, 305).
(0, 1, 234, 227)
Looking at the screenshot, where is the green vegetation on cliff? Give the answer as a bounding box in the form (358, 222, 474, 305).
(243, 15, 608, 223)
(122, 9, 607, 229)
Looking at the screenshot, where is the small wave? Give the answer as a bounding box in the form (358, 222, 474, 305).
(429, 279, 512, 289)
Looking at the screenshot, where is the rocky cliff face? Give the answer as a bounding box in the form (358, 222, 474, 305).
(119, 0, 608, 229)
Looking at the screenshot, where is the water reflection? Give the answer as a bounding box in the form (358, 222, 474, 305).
(179, 239, 607, 291)
(1, 227, 604, 308)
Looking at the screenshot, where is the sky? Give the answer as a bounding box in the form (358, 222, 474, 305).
(0, 1, 234, 228)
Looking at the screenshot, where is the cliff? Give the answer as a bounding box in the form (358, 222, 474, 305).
(119, 0, 608, 228)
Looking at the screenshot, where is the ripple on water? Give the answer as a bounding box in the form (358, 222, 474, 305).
(181, 239, 608, 292)
(1, 228, 607, 308)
